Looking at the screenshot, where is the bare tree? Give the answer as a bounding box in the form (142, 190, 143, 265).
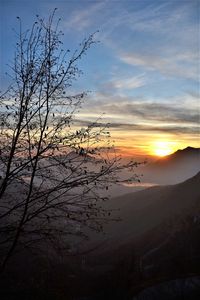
(0, 10, 140, 270)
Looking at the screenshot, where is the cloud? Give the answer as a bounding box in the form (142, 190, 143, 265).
(73, 118, 199, 136)
(61, 1, 198, 83)
(83, 92, 199, 124)
(107, 74, 146, 90)
(64, 1, 106, 31)
(119, 52, 198, 80)
(72, 89, 200, 142)
(95, 2, 198, 81)
(115, 123, 199, 135)
(59, 1, 199, 139)
(101, 101, 199, 124)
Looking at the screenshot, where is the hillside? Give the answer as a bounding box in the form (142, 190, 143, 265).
(87, 171, 200, 251)
(78, 172, 200, 298)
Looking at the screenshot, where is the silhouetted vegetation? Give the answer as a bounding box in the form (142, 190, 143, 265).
(0, 10, 140, 271)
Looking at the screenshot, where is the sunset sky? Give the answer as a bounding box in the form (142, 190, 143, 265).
(0, 0, 199, 157)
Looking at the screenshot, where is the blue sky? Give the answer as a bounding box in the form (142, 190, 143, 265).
(0, 0, 199, 156)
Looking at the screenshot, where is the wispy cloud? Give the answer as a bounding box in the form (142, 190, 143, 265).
(105, 74, 146, 90)
(62, 1, 198, 82)
(96, 2, 198, 81)
(101, 101, 199, 124)
(64, 1, 106, 31)
(74, 117, 199, 136)
(119, 51, 198, 80)
(78, 92, 199, 136)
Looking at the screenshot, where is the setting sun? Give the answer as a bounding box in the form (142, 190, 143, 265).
(152, 141, 175, 157)
(155, 148, 172, 157)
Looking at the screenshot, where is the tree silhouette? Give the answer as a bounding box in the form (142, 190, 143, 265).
(0, 10, 139, 270)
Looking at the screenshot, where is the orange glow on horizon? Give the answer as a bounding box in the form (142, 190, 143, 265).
(102, 130, 199, 158)
(151, 141, 177, 157)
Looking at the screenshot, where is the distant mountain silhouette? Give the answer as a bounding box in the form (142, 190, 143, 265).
(152, 146, 200, 164)
(142, 146, 200, 184)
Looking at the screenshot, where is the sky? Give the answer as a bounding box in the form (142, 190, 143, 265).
(0, 0, 199, 157)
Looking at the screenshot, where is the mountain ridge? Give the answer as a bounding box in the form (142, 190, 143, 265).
(142, 146, 200, 184)
(155, 146, 200, 163)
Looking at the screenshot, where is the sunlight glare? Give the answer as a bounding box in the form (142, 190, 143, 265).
(153, 141, 175, 157)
